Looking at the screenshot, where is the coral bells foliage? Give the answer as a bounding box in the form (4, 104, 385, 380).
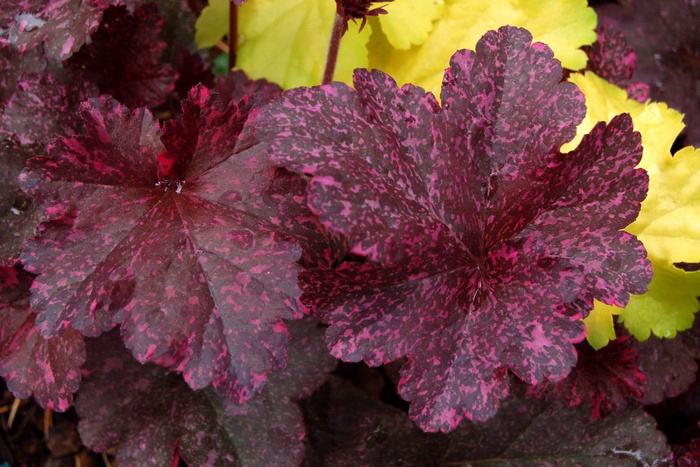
(261, 26, 651, 431)
(19, 85, 306, 403)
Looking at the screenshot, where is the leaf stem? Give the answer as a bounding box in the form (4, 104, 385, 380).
(228, 3, 238, 69)
(322, 8, 346, 85)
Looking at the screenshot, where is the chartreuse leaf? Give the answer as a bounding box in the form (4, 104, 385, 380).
(617, 146, 700, 342)
(561, 72, 685, 166)
(378, 0, 444, 50)
(567, 72, 699, 347)
(232, 0, 370, 88)
(194, 0, 229, 49)
(368, 0, 597, 97)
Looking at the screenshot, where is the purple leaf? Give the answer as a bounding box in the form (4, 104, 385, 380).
(170, 46, 214, 102)
(302, 376, 449, 466)
(216, 70, 283, 106)
(0, 264, 84, 411)
(77, 319, 334, 465)
(0, 71, 98, 146)
(0, 141, 44, 265)
(445, 383, 673, 465)
(583, 25, 649, 102)
(529, 336, 646, 419)
(20, 86, 302, 402)
(64, 4, 176, 108)
(595, 0, 700, 146)
(261, 26, 651, 431)
(633, 331, 698, 405)
(4, 0, 106, 61)
(0, 42, 47, 103)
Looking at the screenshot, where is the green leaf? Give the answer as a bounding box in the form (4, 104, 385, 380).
(236, 0, 370, 89)
(194, 0, 229, 49)
(368, 0, 597, 97)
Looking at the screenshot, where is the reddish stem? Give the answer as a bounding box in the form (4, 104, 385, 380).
(228, 3, 238, 69)
(322, 9, 346, 85)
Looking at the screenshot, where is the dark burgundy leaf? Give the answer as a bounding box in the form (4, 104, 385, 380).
(583, 25, 649, 102)
(261, 26, 651, 431)
(4, 0, 106, 61)
(678, 424, 700, 467)
(0, 71, 98, 146)
(301, 376, 449, 466)
(633, 331, 698, 405)
(78, 319, 334, 465)
(216, 70, 282, 106)
(20, 86, 302, 402)
(529, 336, 645, 418)
(0, 141, 43, 265)
(170, 46, 214, 101)
(0, 42, 46, 103)
(0, 264, 84, 411)
(595, 0, 700, 146)
(65, 4, 176, 108)
(444, 383, 673, 465)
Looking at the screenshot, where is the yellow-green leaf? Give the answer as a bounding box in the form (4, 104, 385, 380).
(561, 72, 685, 168)
(585, 302, 619, 350)
(616, 262, 700, 342)
(236, 0, 370, 89)
(195, 0, 230, 49)
(369, 0, 597, 97)
(573, 73, 700, 346)
(378, 0, 444, 50)
(629, 146, 700, 264)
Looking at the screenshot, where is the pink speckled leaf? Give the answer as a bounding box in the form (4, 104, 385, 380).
(261, 26, 651, 431)
(633, 331, 698, 405)
(0, 265, 84, 411)
(77, 320, 334, 465)
(596, 0, 700, 146)
(4, 0, 105, 61)
(0, 71, 98, 146)
(216, 70, 282, 106)
(529, 336, 645, 419)
(20, 85, 302, 403)
(0, 141, 44, 265)
(583, 25, 649, 102)
(65, 4, 176, 108)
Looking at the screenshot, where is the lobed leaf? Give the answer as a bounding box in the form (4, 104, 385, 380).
(0, 71, 98, 147)
(0, 265, 84, 411)
(301, 376, 449, 466)
(64, 4, 176, 108)
(596, 0, 700, 147)
(0, 141, 44, 265)
(567, 72, 700, 345)
(444, 383, 673, 466)
(583, 25, 649, 102)
(20, 86, 303, 402)
(369, 0, 597, 97)
(4, 0, 105, 61)
(529, 337, 645, 419)
(77, 319, 334, 466)
(633, 329, 698, 405)
(236, 0, 371, 89)
(262, 26, 651, 431)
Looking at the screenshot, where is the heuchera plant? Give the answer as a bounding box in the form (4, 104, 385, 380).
(0, 0, 698, 464)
